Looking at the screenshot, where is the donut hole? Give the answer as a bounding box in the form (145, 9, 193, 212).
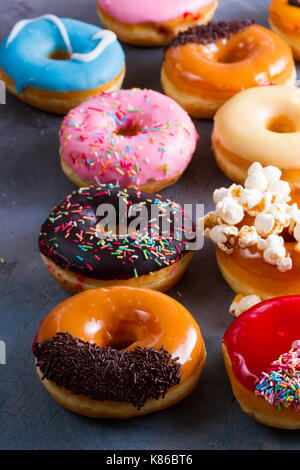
(217, 46, 249, 64)
(114, 124, 142, 137)
(266, 115, 297, 134)
(47, 50, 71, 61)
(107, 327, 138, 350)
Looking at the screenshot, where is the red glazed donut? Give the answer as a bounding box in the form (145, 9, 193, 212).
(223, 295, 300, 429)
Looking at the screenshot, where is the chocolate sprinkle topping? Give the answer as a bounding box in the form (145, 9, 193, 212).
(165, 20, 255, 49)
(33, 333, 182, 409)
(288, 0, 300, 7)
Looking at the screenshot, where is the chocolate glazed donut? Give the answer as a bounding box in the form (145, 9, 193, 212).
(39, 185, 196, 293)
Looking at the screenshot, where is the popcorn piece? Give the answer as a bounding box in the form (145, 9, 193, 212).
(263, 246, 285, 265)
(294, 220, 300, 242)
(238, 225, 260, 248)
(268, 180, 291, 203)
(213, 187, 230, 204)
(288, 203, 300, 222)
(263, 165, 282, 184)
(261, 234, 291, 270)
(229, 294, 262, 317)
(215, 197, 244, 225)
(209, 225, 238, 254)
(240, 188, 263, 210)
(245, 171, 268, 193)
(248, 162, 263, 175)
(277, 257, 292, 272)
(254, 213, 275, 237)
(202, 161, 297, 272)
(199, 211, 219, 232)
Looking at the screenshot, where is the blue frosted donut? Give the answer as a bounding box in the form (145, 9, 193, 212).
(0, 14, 126, 113)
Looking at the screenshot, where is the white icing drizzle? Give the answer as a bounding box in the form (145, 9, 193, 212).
(6, 14, 116, 63)
(72, 30, 117, 63)
(6, 14, 73, 54)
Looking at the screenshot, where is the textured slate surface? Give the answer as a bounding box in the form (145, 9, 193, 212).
(1, 0, 300, 450)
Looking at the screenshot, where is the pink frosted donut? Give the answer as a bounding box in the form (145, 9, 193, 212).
(59, 88, 198, 192)
(96, 0, 218, 46)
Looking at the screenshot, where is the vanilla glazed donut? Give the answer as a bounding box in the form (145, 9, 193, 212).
(0, 15, 125, 114)
(39, 185, 197, 294)
(161, 21, 296, 118)
(96, 0, 218, 46)
(223, 295, 300, 429)
(59, 88, 198, 192)
(269, 0, 300, 61)
(201, 162, 300, 300)
(33, 286, 207, 418)
(213, 86, 300, 187)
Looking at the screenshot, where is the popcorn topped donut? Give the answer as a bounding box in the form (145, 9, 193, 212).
(201, 162, 300, 272)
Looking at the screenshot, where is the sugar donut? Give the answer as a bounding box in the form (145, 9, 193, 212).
(33, 286, 207, 418)
(0, 15, 125, 114)
(223, 295, 300, 429)
(269, 0, 300, 61)
(161, 21, 296, 118)
(59, 88, 198, 192)
(213, 86, 300, 187)
(201, 162, 300, 300)
(96, 0, 218, 46)
(39, 185, 197, 294)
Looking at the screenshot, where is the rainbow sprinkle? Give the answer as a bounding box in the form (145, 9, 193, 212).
(39, 185, 196, 280)
(255, 344, 300, 411)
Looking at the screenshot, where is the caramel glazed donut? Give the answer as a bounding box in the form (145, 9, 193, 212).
(201, 161, 300, 300)
(269, 0, 300, 61)
(0, 15, 125, 114)
(96, 0, 218, 46)
(161, 20, 296, 118)
(39, 185, 197, 294)
(33, 286, 207, 418)
(223, 296, 300, 429)
(212, 86, 300, 187)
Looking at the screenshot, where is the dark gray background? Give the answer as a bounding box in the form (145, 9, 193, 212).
(1, 0, 299, 450)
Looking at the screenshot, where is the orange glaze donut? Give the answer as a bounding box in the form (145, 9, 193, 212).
(161, 20, 296, 118)
(212, 86, 300, 187)
(223, 296, 300, 429)
(33, 286, 207, 418)
(96, 0, 218, 47)
(201, 162, 300, 300)
(269, 0, 300, 61)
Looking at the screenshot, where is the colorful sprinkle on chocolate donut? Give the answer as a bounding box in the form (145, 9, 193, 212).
(39, 185, 196, 280)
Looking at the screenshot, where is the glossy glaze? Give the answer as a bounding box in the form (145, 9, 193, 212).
(0, 17, 125, 93)
(35, 286, 204, 382)
(163, 25, 294, 96)
(270, 0, 300, 37)
(223, 296, 300, 391)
